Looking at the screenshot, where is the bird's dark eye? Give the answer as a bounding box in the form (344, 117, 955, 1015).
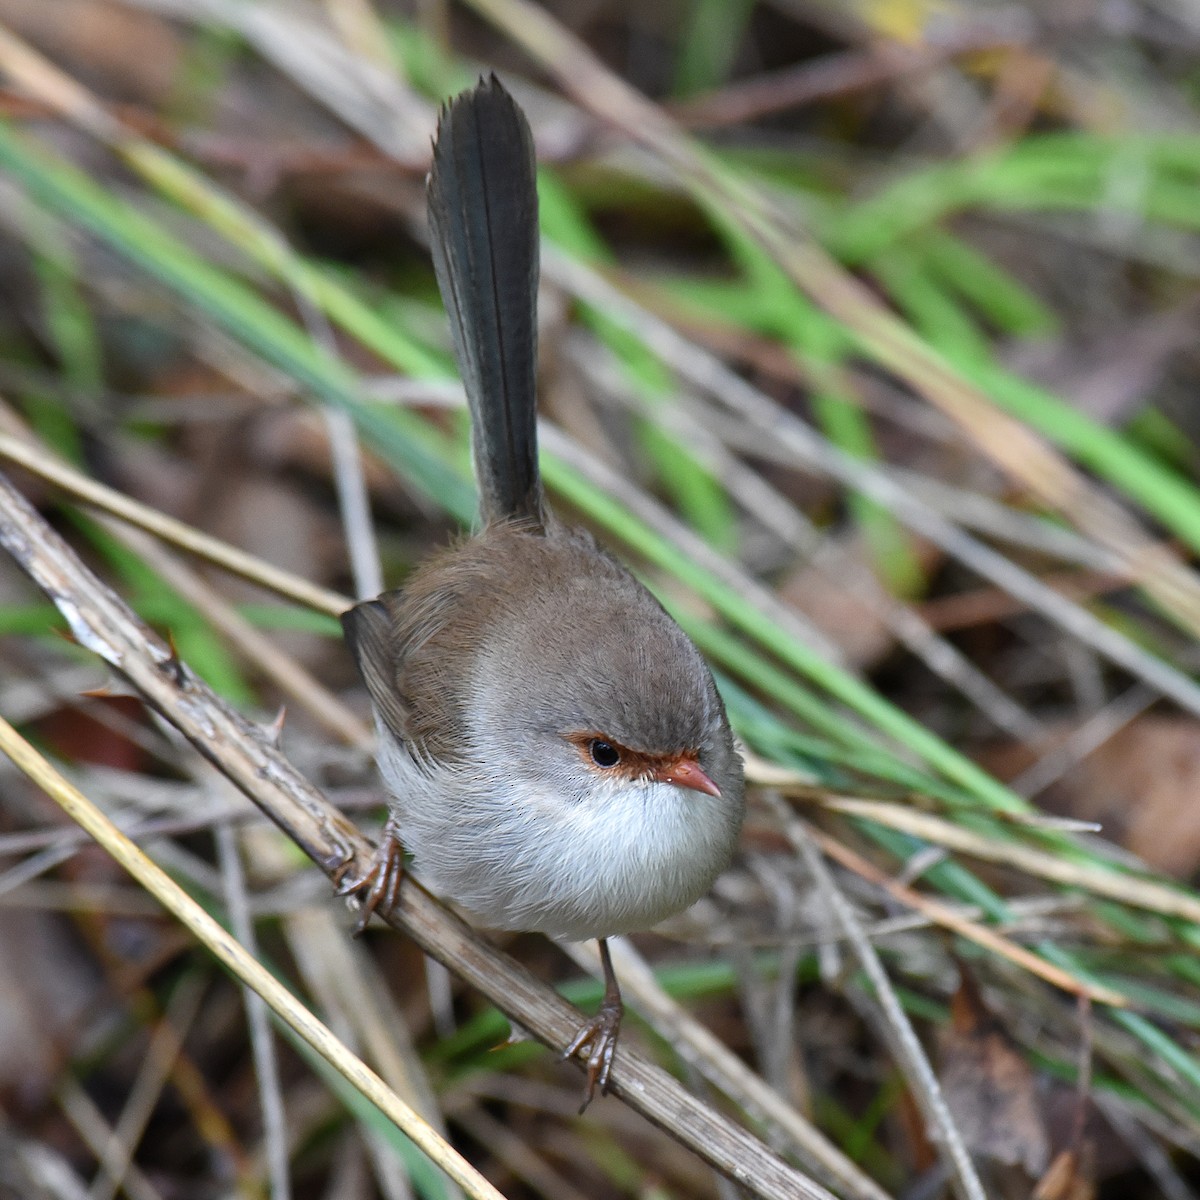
(588, 739, 621, 768)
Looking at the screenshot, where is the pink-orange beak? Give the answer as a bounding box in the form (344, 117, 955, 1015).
(655, 757, 721, 797)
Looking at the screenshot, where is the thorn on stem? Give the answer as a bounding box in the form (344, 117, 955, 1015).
(162, 630, 187, 686)
(263, 705, 287, 747)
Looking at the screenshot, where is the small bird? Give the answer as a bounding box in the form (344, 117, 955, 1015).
(339, 75, 744, 1107)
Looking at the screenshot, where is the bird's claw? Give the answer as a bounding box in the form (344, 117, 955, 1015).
(334, 818, 405, 935)
(562, 997, 622, 1112)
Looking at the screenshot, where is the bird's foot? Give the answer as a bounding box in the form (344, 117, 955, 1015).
(562, 996, 623, 1112)
(334, 815, 405, 935)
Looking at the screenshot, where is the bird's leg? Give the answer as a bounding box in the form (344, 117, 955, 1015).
(333, 811, 405, 935)
(562, 938, 623, 1111)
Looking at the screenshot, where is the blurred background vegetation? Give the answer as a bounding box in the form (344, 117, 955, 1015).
(3, 1, 1200, 1197)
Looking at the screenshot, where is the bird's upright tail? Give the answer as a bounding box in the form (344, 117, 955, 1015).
(427, 75, 544, 530)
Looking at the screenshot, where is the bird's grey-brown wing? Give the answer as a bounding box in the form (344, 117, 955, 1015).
(341, 569, 482, 763)
(341, 598, 411, 745)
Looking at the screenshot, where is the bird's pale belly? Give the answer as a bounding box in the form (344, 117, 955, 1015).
(378, 735, 737, 941)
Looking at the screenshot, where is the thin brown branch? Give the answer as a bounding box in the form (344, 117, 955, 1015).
(673, 32, 1026, 128)
(802, 821, 1127, 1007)
(782, 809, 986, 1200)
(0, 430, 346, 616)
(817, 795, 1200, 927)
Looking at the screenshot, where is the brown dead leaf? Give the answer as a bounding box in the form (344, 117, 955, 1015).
(938, 966, 1050, 1176)
(35, 695, 149, 772)
(0, 0, 181, 103)
(1033, 1148, 1095, 1200)
(778, 531, 941, 669)
(981, 715, 1200, 878)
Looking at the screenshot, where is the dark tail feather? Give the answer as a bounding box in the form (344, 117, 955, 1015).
(427, 75, 544, 529)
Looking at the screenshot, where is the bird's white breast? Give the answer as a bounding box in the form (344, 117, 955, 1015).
(374, 720, 738, 941)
